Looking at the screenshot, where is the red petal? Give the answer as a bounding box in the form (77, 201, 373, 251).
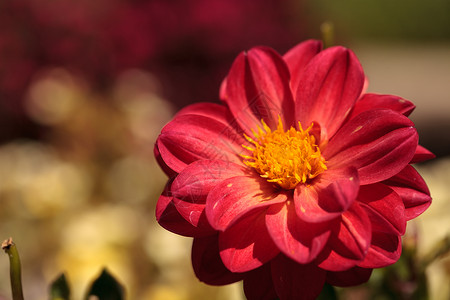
(173, 198, 213, 232)
(192, 235, 244, 285)
(157, 114, 246, 173)
(317, 247, 363, 272)
(283, 39, 322, 96)
(174, 102, 234, 126)
(318, 202, 371, 271)
(219, 208, 279, 272)
(358, 183, 406, 235)
(349, 93, 415, 119)
(219, 77, 228, 101)
(154, 142, 177, 177)
(206, 175, 287, 231)
(156, 181, 214, 237)
(358, 232, 401, 268)
(361, 77, 369, 95)
(243, 264, 277, 300)
(171, 160, 247, 229)
(225, 46, 295, 134)
(326, 266, 373, 287)
(271, 255, 326, 300)
(172, 160, 247, 202)
(411, 144, 435, 163)
(294, 167, 360, 222)
(383, 165, 432, 220)
(266, 201, 332, 264)
(295, 46, 364, 140)
(326, 109, 418, 185)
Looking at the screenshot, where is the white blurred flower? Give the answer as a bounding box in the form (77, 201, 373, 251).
(0, 141, 91, 218)
(415, 158, 450, 300)
(25, 68, 87, 125)
(113, 69, 174, 145)
(104, 155, 166, 205)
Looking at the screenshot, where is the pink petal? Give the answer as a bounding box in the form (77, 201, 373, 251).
(192, 235, 244, 285)
(219, 208, 280, 272)
(294, 167, 360, 223)
(383, 165, 432, 220)
(157, 114, 246, 173)
(225, 46, 295, 134)
(283, 39, 322, 96)
(295, 46, 364, 140)
(243, 264, 277, 300)
(358, 232, 402, 268)
(206, 175, 287, 231)
(155, 181, 214, 237)
(266, 201, 332, 264)
(411, 144, 435, 163)
(326, 109, 418, 185)
(271, 255, 326, 300)
(318, 202, 371, 271)
(358, 183, 406, 235)
(348, 93, 415, 120)
(326, 266, 373, 287)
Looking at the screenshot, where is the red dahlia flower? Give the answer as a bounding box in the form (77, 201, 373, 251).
(155, 40, 434, 299)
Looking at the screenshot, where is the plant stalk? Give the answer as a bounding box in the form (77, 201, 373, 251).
(320, 21, 334, 49)
(2, 238, 25, 300)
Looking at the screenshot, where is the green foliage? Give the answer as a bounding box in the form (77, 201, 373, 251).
(50, 269, 125, 300)
(50, 274, 70, 300)
(305, 0, 450, 41)
(84, 268, 125, 300)
(317, 283, 338, 300)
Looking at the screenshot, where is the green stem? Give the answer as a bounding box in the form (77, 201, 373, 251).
(320, 21, 334, 49)
(2, 238, 25, 300)
(420, 235, 450, 271)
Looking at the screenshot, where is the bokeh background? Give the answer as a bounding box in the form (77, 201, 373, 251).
(0, 0, 449, 299)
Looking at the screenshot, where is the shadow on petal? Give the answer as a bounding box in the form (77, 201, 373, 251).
(326, 266, 373, 287)
(271, 255, 326, 300)
(192, 235, 244, 285)
(383, 165, 432, 220)
(358, 232, 401, 269)
(243, 263, 277, 300)
(317, 202, 371, 271)
(156, 180, 215, 237)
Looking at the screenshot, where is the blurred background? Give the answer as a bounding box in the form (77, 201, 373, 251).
(0, 0, 449, 299)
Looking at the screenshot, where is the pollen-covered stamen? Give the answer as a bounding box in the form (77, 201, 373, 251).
(241, 117, 327, 189)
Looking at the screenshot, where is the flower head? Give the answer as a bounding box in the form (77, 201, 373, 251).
(155, 40, 434, 299)
(242, 117, 327, 189)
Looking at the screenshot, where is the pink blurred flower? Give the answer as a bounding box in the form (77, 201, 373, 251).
(0, 0, 302, 116)
(155, 40, 434, 299)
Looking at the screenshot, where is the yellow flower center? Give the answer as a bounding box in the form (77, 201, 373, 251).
(242, 117, 327, 189)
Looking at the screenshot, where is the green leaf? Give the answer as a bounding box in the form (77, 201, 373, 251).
(317, 283, 338, 300)
(50, 273, 70, 300)
(85, 268, 124, 300)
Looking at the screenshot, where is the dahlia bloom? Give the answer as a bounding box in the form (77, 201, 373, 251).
(155, 40, 434, 299)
